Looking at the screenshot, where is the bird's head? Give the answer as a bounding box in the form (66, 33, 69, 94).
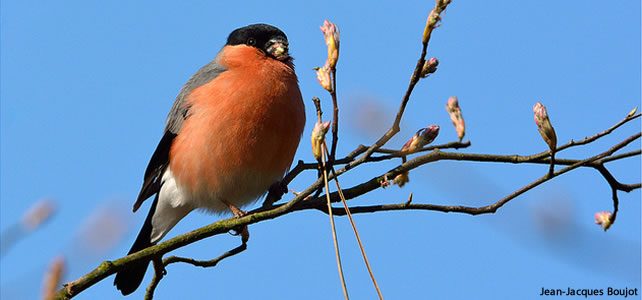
(226, 24, 290, 62)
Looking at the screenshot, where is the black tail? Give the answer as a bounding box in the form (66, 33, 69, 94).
(114, 197, 159, 295)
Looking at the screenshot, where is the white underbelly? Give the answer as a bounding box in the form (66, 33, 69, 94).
(159, 167, 278, 214)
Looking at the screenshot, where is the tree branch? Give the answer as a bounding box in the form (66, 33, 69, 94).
(54, 113, 641, 300)
(311, 134, 641, 216)
(144, 243, 247, 299)
(313, 132, 641, 209)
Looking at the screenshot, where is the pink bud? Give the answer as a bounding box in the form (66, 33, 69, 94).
(533, 102, 557, 151)
(401, 125, 440, 152)
(420, 57, 439, 78)
(320, 20, 340, 69)
(445, 96, 465, 141)
(316, 65, 332, 92)
(380, 175, 390, 189)
(311, 120, 331, 160)
(21, 199, 56, 231)
(594, 211, 613, 231)
(42, 256, 65, 300)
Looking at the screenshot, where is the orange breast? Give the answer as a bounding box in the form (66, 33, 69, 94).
(168, 45, 305, 208)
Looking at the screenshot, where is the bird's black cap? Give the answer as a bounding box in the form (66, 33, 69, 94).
(226, 23, 288, 49)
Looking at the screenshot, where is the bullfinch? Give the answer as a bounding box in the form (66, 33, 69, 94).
(114, 24, 306, 295)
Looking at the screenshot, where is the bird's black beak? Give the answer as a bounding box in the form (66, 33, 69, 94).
(266, 38, 289, 61)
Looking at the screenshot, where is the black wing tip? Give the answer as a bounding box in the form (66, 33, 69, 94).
(132, 197, 143, 212)
(113, 277, 137, 296)
(114, 197, 158, 295)
(114, 261, 149, 295)
(133, 180, 158, 213)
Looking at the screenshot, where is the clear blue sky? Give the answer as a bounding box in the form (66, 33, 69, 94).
(1, 1, 640, 299)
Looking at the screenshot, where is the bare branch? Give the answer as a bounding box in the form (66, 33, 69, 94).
(306, 133, 641, 217)
(144, 244, 247, 300)
(329, 68, 340, 164)
(351, 0, 453, 166)
(143, 259, 165, 300)
(327, 145, 383, 299)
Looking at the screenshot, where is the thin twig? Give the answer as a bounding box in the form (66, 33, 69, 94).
(560, 113, 641, 149)
(329, 69, 339, 165)
(321, 145, 350, 300)
(326, 143, 384, 299)
(609, 187, 620, 227)
(366, 139, 640, 171)
(351, 0, 452, 166)
(527, 113, 641, 162)
(601, 150, 641, 164)
(144, 244, 247, 299)
(143, 259, 165, 300)
(163, 243, 247, 268)
(548, 150, 555, 178)
(376, 141, 471, 155)
(314, 94, 349, 298)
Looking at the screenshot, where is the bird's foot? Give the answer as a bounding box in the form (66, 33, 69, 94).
(222, 200, 250, 244)
(228, 224, 249, 244)
(227, 203, 247, 218)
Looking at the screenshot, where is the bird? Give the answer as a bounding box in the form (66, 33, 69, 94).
(113, 23, 306, 295)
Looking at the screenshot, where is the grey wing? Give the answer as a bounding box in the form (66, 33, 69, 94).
(132, 60, 227, 212)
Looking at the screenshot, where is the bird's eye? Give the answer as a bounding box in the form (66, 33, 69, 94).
(247, 38, 256, 46)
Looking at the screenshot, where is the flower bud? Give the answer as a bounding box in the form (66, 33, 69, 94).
(533, 102, 557, 151)
(393, 172, 410, 187)
(22, 199, 56, 231)
(446, 96, 465, 141)
(401, 125, 440, 153)
(594, 211, 613, 231)
(316, 65, 332, 92)
(43, 256, 65, 300)
(627, 106, 638, 118)
(320, 20, 340, 69)
(380, 175, 390, 189)
(420, 57, 439, 78)
(422, 10, 439, 43)
(311, 120, 331, 160)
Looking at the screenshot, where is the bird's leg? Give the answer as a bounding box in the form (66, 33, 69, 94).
(222, 200, 247, 218)
(221, 200, 249, 244)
